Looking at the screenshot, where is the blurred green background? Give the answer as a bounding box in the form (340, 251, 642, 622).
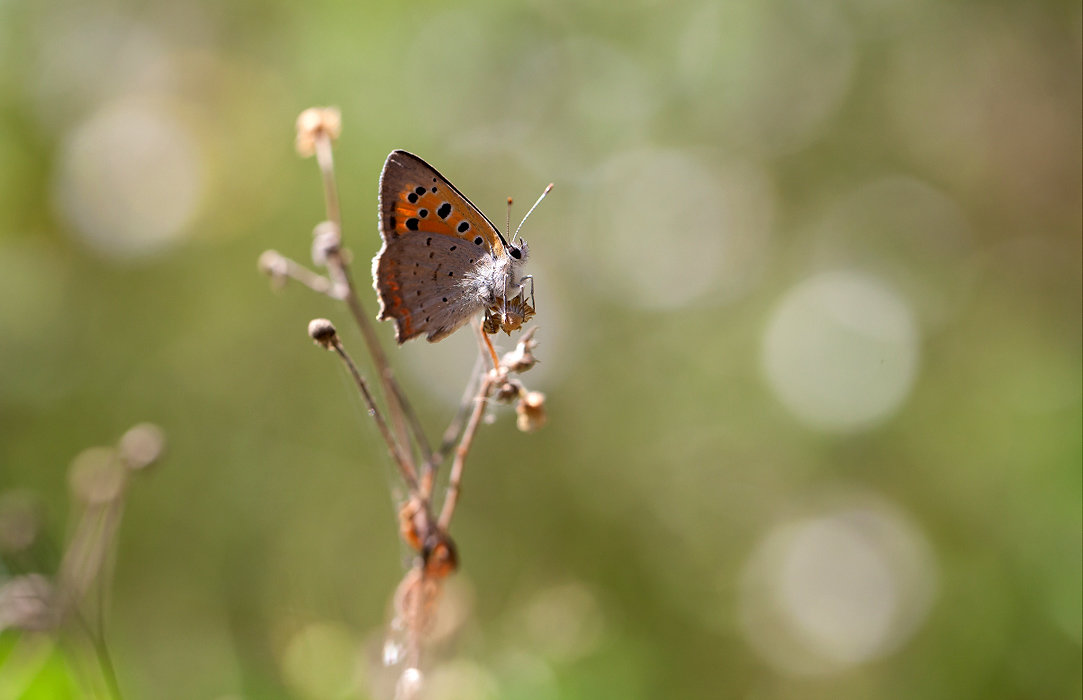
(0, 0, 1080, 698)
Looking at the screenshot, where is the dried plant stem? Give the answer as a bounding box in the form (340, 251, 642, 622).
(285, 114, 553, 700)
(420, 353, 484, 498)
(275, 258, 335, 294)
(438, 371, 496, 531)
(480, 327, 501, 371)
(314, 138, 342, 230)
(330, 335, 419, 492)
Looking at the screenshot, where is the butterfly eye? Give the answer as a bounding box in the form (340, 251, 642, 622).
(509, 247, 522, 260)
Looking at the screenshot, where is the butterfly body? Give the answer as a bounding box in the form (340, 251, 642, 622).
(373, 150, 534, 343)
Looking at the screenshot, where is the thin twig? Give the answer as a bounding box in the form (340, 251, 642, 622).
(275, 257, 335, 295)
(330, 336, 419, 492)
(480, 328, 501, 371)
(420, 352, 485, 499)
(437, 366, 496, 530)
(313, 138, 341, 232)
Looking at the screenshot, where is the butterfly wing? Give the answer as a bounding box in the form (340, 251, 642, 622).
(373, 234, 494, 342)
(374, 150, 510, 343)
(377, 150, 506, 255)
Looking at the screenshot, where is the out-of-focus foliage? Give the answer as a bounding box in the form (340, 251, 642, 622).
(0, 0, 1079, 698)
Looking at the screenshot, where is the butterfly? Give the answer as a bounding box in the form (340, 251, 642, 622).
(372, 150, 537, 344)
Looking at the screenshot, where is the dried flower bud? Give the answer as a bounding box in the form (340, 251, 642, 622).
(516, 391, 547, 432)
(308, 318, 338, 349)
(396, 667, 424, 700)
(0, 574, 56, 632)
(295, 107, 341, 157)
(495, 377, 525, 404)
(501, 326, 540, 373)
(422, 531, 458, 579)
(69, 447, 126, 505)
(118, 423, 166, 471)
(310, 221, 341, 266)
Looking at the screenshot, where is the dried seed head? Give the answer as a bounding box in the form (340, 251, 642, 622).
(494, 377, 525, 404)
(501, 326, 540, 373)
(422, 531, 458, 579)
(0, 574, 56, 632)
(258, 250, 289, 288)
(308, 318, 338, 349)
(516, 391, 547, 432)
(69, 447, 126, 505)
(118, 422, 166, 471)
(295, 107, 341, 157)
(310, 221, 341, 266)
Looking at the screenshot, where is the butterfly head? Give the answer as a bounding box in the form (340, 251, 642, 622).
(507, 239, 529, 264)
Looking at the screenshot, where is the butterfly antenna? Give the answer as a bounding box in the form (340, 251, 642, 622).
(505, 196, 513, 242)
(513, 183, 554, 245)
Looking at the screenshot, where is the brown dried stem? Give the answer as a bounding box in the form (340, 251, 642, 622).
(419, 353, 484, 499)
(437, 324, 500, 530)
(325, 331, 420, 493)
(437, 373, 495, 531)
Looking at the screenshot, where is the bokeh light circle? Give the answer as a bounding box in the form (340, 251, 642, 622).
(585, 148, 773, 310)
(762, 271, 920, 432)
(281, 621, 362, 699)
(53, 98, 204, 260)
(739, 496, 938, 676)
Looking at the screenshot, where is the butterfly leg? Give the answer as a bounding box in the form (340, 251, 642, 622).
(482, 307, 499, 335)
(499, 274, 512, 322)
(517, 275, 535, 310)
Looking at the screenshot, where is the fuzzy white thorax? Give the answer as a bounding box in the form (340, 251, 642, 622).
(461, 242, 530, 306)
